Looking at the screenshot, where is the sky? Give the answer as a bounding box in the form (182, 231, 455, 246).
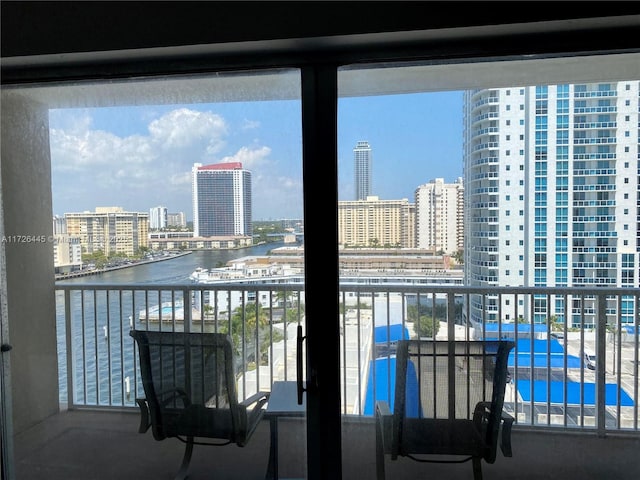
(49, 90, 463, 220)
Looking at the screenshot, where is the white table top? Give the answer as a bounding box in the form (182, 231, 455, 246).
(265, 381, 306, 417)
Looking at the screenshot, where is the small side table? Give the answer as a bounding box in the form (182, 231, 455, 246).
(264, 381, 306, 480)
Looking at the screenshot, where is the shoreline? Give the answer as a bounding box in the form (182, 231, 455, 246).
(54, 251, 193, 280)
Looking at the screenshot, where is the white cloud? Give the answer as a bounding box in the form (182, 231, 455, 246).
(168, 171, 192, 186)
(220, 145, 271, 170)
(50, 106, 304, 219)
(148, 108, 227, 152)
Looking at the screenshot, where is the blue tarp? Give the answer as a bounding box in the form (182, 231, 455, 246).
(509, 352, 582, 368)
(508, 338, 582, 368)
(516, 379, 634, 407)
(374, 324, 410, 344)
(362, 356, 420, 417)
(481, 323, 548, 339)
(515, 339, 564, 353)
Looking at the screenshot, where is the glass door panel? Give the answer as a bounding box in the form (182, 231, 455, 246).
(336, 54, 640, 476)
(5, 68, 309, 479)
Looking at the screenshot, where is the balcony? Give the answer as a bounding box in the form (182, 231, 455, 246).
(12, 282, 640, 479)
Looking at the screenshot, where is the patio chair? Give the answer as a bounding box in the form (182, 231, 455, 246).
(130, 330, 270, 480)
(375, 339, 515, 480)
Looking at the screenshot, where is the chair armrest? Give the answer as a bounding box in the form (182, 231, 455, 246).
(473, 402, 514, 459)
(376, 400, 391, 417)
(239, 391, 270, 425)
(472, 401, 491, 425)
(375, 401, 394, 457)
(135, 398, 151, 433)
(240, 391, 270, 411)
(237, 391, 271, 446)
(500, 411, 514, 457)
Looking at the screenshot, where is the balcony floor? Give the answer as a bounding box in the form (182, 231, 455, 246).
(14, 409, 640, 480)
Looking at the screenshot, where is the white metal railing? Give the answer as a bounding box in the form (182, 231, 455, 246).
(55, 283, 640, 433)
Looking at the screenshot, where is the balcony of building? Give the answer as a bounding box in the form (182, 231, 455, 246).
(11, 283, 640, 479)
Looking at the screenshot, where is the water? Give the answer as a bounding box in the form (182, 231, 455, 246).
(56, 241, 294, 406)
(57, 241, 286, 286)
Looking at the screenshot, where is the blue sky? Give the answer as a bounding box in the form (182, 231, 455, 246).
(49, 90, 463, 220)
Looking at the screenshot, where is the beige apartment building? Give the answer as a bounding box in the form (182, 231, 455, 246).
(65, 207, 149, 256)
(338, 196, 415, 248)
(414, 178, 464, 255)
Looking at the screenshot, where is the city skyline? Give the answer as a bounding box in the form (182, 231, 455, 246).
(49, 90, 464, 219)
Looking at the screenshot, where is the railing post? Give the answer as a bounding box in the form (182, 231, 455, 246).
(183, 287, 191, 333)
(64, 288, 74, 409)
(447, 291, 455, 340)
(596, 293, 607, 436)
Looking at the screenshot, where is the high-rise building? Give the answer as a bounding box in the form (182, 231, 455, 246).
(64, 207, 149, 256)
(464, 81, 639, 328)
(167, 212, 187, 228)
(415, 178, 464, 254)
(353, 140, 372, 200)
(149, 206, 168, 230)
(338, 196, 414, 248)
(192, 162, 252, 238)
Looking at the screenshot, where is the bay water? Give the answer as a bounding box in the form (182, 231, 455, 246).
(56, 241, 292, 406)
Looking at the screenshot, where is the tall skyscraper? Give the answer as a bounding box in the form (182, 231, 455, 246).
(354, 140, 372, 200)
(464, 81, 639, 328)
(149, 206, 168, 230)
(192, 162, 252, 238)
(415, 178, 464, 254)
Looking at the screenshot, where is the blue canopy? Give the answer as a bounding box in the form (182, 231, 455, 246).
(516, 379, 634, 407)
(509, 352, 582, 368)
(362, 356, 420, 417)
(510, 353, 580, 369)
(515, 338, 564, 353)
(374, 324, 410, 344)
(508, 338, 581, 368)
(480, 323, 548, 339)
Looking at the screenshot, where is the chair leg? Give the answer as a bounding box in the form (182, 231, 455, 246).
(175, 436, 194, 480)
(472, 457, 483, 480)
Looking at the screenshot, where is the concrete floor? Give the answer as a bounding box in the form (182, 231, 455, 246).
(12, 409, 640, 480)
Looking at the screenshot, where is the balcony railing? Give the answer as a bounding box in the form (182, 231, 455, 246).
(55, 283, 639, 434)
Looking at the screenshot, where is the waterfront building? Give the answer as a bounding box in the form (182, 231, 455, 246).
(148, 232, 252, 251)
(149, 206, 168, 230)
(65, 206, 149, 256)
(192, 162, 252, 238)
(464, 81, 640, 328)
(354, 140, 372, 200)
(52, 234, 82, 273)
(167, 212, 187, 228)
(414, 177, 464, 255)
(338, 196, 415, 248)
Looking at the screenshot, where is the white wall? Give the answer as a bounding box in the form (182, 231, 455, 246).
(1, 93, 59, 434)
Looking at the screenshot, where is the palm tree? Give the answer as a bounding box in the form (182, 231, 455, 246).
(222, 302, 270, 359)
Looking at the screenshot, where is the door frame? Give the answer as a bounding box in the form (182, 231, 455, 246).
(0, 157, 15, 480)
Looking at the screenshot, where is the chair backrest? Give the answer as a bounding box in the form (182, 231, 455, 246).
(393, 340, 514, 460)
(130, 330, 240, 441)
